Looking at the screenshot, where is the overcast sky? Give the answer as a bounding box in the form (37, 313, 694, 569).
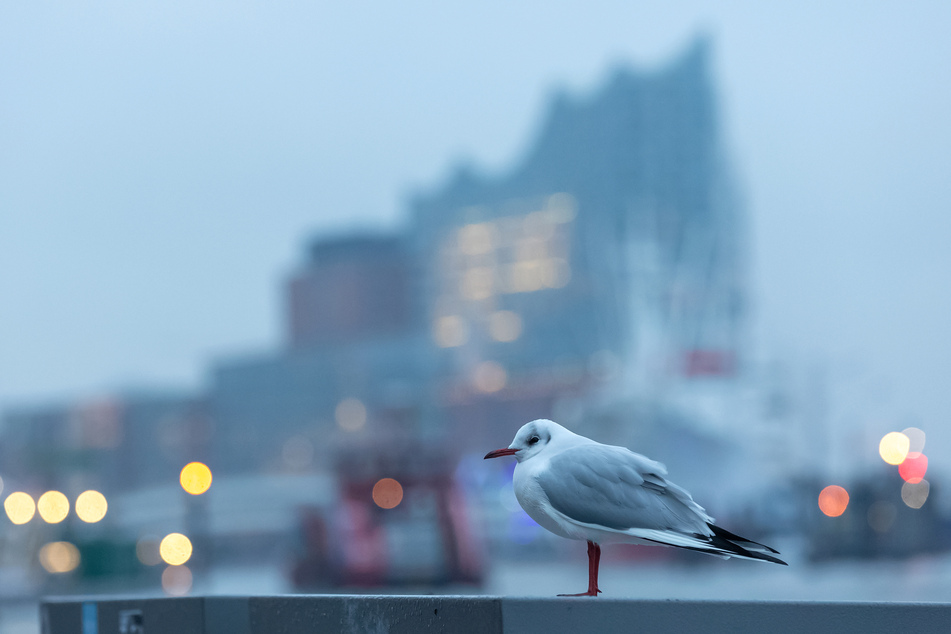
(2, 2, 950, 469)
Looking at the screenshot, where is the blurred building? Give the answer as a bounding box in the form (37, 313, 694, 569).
(287, 235, 415, 347)
(209, 234, 433, 474)
(3, 38, 752, 501)
(410, 39, 748, 462)
(0, 392, 206, 495)
(206, 38, 749, 481)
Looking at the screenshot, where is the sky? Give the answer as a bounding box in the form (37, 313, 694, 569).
(2, 2, 950, 471)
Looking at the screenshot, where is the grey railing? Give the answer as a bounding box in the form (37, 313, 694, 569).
(40, 595, 951, 633)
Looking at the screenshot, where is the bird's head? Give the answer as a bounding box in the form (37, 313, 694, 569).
(484, 419, 562, 463)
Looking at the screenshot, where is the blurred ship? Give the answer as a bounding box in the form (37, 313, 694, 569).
(291, 442, 484, 589)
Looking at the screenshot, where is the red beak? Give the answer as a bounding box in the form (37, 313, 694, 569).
(484, 447, 519, 459)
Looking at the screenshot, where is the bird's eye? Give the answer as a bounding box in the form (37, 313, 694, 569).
(528, 435, 540, 446)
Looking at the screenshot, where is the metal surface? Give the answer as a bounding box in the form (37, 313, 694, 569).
(41, 595, 951, 633)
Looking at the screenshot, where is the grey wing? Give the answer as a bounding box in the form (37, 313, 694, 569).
(537, 444, 713, 536)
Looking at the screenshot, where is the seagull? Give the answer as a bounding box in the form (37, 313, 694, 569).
(484, 419, 786, 596)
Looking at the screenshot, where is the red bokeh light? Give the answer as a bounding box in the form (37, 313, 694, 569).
(899, 452, 928, 483)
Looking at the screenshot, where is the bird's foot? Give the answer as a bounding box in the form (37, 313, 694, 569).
(557, 589, 601, 597)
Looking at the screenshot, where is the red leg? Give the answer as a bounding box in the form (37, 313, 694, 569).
(558, 540, 602, 597)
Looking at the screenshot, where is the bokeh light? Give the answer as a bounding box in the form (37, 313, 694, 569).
(335, 397, 367, 432)
(162, 564, 193, 596)
(902, 479, 930, 509)
(473, 361, 507, 393)
(818, 485, 849, 517)
(75, 490, 108, 523)
(38, 541, 81, 574)
(37, 491, 70, 524)
(899, 453, 928, 483)
(136, 535, 162, 566)
(4, 492, 36, 524)
(160, 533, 193, 566)
(878, 432, 910, 465)
(902, 427, 926, 453)
(180, 462, 213, 495)
(372, 478, 403, 509)
(867, 501, 897, 533)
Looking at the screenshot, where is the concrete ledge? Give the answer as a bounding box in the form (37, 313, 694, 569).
(40, 595, 951, 633)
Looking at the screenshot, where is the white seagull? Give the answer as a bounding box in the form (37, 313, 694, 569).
(485, 419, 786, 596)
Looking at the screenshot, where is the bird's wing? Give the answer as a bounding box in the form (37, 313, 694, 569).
(536, 444, 714, 537)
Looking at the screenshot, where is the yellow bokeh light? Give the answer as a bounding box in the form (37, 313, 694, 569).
(75, 490, 108, 523)
(433, 315, 469, 348)
(488, 310, 523, 342)
(136, 535, 162, 566)
(4, 492, 36, 525)
(180, 462, 213, 495)
(372, 478, 404, 509)
(38, 541, 81, 574)
(818, 485, 849, 517)
(37, 491, 70, 524)
(335, 398, 367, 432)
(878, 432, 910, 465)
(160, 533, 193, 566)
(162, 564, 193, 596)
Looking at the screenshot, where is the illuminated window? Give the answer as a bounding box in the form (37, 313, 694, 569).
(461, 266, 495, 300)
(458, 223, 496, 255)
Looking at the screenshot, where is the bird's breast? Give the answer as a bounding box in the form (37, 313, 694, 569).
(513, 462, 574, 540)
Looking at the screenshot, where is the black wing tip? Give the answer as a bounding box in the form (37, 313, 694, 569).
(706, 523, 788, 565)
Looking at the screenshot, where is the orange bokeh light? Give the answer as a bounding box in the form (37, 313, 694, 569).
(818, 485, 850, 517)
(372, 478, 404, 509)
(899, 452, 928, 483)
